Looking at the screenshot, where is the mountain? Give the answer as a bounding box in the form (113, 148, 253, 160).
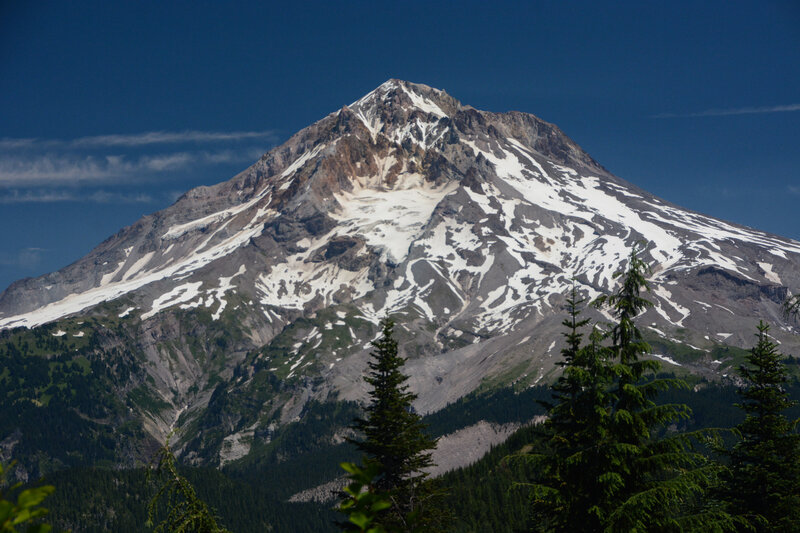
(2, 80, 799, 481)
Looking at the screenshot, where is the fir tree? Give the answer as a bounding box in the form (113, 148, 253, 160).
(147, 439, 231, 533)
(520, 283, 616, 533)
(719, 321, 800, 532)
(599, 246, 733, 532)
(348, 318, 444, 532)
(520, 246, 733, 532)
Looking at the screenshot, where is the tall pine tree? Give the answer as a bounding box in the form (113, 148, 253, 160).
(598, 246, 733, 531)
(719, 321, 800, 532)
(348, 318, 443, 532)
(599, 246, 735, 532)
(518, 283, 616, 532)
(519, 247, 735, 532)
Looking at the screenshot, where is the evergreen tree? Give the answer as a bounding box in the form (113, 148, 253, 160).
(518, 283, 616, 532)
(601, 246, 741, 531)
(599, 246, 731, 531)
(348, 318, 444, 532)
(518, 247, 735, 532)
(719, 321, 800, 532)
(147, 440, 231, 533)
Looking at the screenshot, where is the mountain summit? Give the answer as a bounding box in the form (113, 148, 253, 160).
(1, 80, 799, 468)
(0, 80, 615, 329)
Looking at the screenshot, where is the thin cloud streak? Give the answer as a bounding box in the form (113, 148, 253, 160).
(652, 103, 800, 118)
(0, 129, 278, 150)
(0, 148, 267, 185)
(0, 138, 39, 150)
(87, 191, 155, 204)
(0, 189, 156, 204)
(0, 248, 47, 268)
(0, 190, 76, 203)
(71, 129, 278, 147)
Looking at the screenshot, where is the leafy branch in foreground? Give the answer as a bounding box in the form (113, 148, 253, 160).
(0, 461, 53, 533)
(146, 439, 231, 533)
(337, 462, 394, 533)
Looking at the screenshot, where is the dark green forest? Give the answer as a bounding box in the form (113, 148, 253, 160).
(6, 378, 796, 532)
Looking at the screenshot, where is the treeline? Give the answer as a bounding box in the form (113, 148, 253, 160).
(20, 378, 794, 532)
(423, 386, 551, 438)
(0, 323, 155, 482)
(442, 424, 540, 532)
(37, 465, 336, 532)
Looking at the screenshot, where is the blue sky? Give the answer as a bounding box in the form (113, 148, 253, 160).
(1, 0, 798, 292)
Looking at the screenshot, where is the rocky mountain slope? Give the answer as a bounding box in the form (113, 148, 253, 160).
(2, 80, 799, 477)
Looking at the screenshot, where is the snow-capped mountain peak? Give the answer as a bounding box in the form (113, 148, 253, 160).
(4, 80, 800, 471)
(1, 80, 799, 376)
(350, 79, 453, 118)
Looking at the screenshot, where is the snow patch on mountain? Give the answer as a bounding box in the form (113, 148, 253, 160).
(208, 265, 247, 320)
(652, 354, 681, 366)
(0, 221, 264, 328)
(142, 282, 203, 320)
(100, 260, 126, 285)
(256, 223, 374, 312)
(758, 261, 782, 284)
(402, 86, 447, 118)
(331, 172, 457, 264)
(122, 251, 156, 281)
(2, 79, 800, 348)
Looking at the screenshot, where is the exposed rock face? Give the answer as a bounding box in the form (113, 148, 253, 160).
(288, 419, 539, 504)
(427, 420, 537, 476)
(2, 79, 800, 468)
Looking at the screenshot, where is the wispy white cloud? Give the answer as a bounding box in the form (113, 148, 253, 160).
(0, 148, 266, 185)
(0, 247, 46, 268)
(0, 128, 275, 202)
(0, 138, 38, 150)
(71, 129, 278, 147)
(87, 191, 155, 203)
(789, 185, 800, 196)
(0, 190, 76, 203)
(0, 129, 278, 150)
(652, 103, 800, 118)
(0, 155, 123, 184)
(0, 189, 156, 204)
